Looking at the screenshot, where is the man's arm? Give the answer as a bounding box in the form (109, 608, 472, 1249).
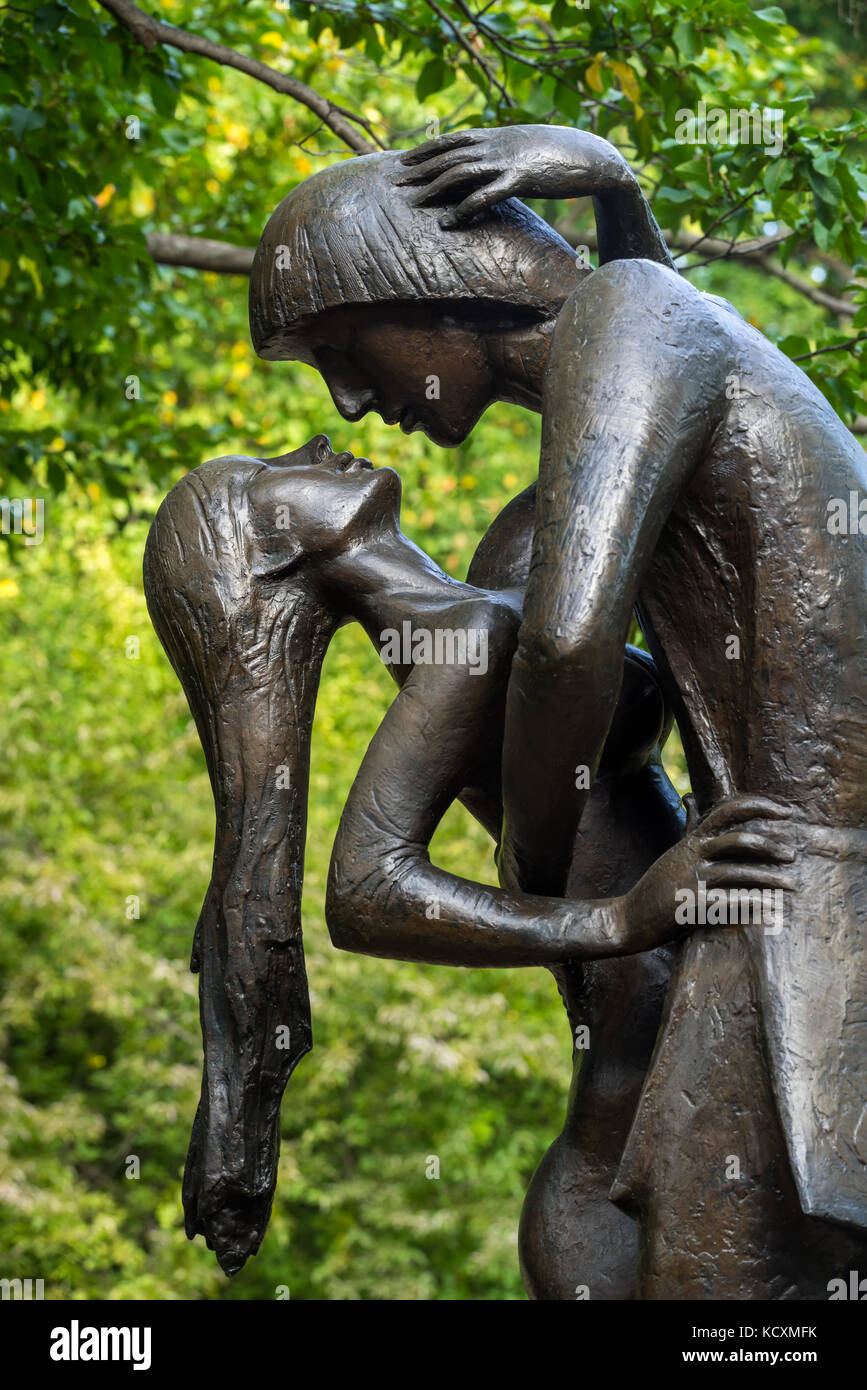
(498, 259, 731, 896)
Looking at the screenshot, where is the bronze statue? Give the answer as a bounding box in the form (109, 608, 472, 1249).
(145, 124, 867, 1298)
(145, 437, 795, 1283)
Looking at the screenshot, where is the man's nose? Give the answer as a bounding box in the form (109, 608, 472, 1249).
(327, 380, 377, 421)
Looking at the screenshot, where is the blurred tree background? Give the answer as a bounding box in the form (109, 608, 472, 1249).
(0, 0, 865, 1299)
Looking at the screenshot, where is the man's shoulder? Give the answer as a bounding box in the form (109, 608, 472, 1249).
(566, 258, 736, 339)
(584, 257, 700, 303)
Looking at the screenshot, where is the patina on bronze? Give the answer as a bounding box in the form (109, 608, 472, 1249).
(145, 436, 796, 1284)
(146, 124, 867, 1297)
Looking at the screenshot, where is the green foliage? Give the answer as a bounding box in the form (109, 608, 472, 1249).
(0, 0, 855, 1298)
(0, 433, 577, 1300)
(1, 0, 866, 501)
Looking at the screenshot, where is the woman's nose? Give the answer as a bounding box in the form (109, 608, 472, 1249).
(310, 434, 333, 461)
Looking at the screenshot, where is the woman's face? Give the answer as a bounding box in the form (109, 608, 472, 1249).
(304, 303, 502, 447)
(245, 435, 401, 575)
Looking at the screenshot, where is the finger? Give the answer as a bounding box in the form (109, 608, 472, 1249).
(700, 796, 793, 833)
(441, 177, 512, 227)
(399, 132, 481, 165)
(700, 863, 798, 892)
(394, 151, 483, 186)
(706, 816, 799, 842)
(702, 831, 796, 862)
(410, 164, 499, 207)
(682, 793, 700, 833)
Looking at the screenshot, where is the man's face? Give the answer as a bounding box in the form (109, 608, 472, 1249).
(304, 303, 500, 448)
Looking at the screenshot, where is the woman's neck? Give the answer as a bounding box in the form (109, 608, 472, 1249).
(323, 526, 479, 641)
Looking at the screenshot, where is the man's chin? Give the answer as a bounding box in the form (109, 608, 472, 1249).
(419, 417, 473, 448)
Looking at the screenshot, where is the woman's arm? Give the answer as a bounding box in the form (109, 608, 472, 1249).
(326, 599, 797, 967)
(395, 125, 674, 268)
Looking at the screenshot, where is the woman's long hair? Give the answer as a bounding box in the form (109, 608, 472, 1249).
(144, 456, 339, 1274)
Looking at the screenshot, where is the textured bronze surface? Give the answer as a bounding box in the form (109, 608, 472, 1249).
(145, 125, 865, 1297)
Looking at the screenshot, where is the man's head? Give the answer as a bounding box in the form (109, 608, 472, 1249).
(249, 151, 582, 444)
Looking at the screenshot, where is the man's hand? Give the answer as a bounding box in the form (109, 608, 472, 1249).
(395, 125, 633, 228)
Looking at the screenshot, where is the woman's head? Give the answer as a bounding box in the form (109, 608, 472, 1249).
(249, 151, 582, 445)
(248, 434, 401, 575)
(143, 437, 395, 1275)
(145, 437, 400, 628)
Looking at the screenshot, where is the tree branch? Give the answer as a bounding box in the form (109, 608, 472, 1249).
(754, 258, 856, 319)
(425, 0, 513, 106)
(147, 222, 856, 322)
(147, 233, 254, 274)
(556, 219, 856, 318)
(792, 332, 867, 362)
(95, 0, 382, 154)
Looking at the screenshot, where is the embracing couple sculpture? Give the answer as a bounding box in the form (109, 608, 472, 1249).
(144, 125, 867, 1299)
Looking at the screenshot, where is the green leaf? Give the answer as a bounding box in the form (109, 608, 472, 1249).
(9, 106, 46, 139)
(778, 334, 810, 357)
(672, 20, 697, 59)
(415, 58, 453, 102)
(763, 157, 791, 196)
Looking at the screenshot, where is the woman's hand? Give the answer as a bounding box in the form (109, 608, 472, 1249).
(609, 795, 800, 956)
(395, 125, 633, 228)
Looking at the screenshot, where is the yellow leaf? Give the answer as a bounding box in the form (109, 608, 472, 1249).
(205, 178, 221, 195)
(162, 389, 178, 407)
(225, 122, 249, 150)
(19, 255, 43, 297)
(610, 60, 640, 105)
(30, 389, 46, 411)
(207, 76, 222, 93)
(130, 187, 155, 217)
(294, 156, 312, 177)
(93, 183, 116, 209)
(585, 60, 604, 94)
(48, 436, 65, 451)
(0, 579, 19, 598)
(87, 482, 101, 502)
(260, 31, 284, 48)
